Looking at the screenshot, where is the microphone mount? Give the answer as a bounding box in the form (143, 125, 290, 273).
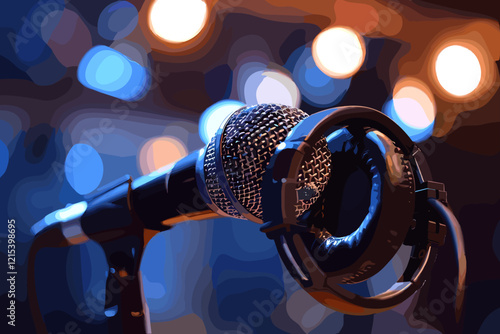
(260, 106, 465, 317)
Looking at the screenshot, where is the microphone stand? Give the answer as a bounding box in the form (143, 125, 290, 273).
(28, 176, 158, 334)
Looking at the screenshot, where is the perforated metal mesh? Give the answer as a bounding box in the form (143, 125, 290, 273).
(204, 104, 331, 220)
(204, 139, 244, 218)
(296, 137, 332, 215)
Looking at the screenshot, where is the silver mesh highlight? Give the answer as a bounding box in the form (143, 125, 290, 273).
(204, 104, 331, 219)
(204, 137, 244, 219)
(296, 137, 331, 215)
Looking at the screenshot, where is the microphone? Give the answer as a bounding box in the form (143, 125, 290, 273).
(29, 103, 332, 334)
(31, 103, 332, 241)
(28, 104, 465, 334)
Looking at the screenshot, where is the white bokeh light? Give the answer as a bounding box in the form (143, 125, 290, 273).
(243, 70, 300, 108)
(199, 100, 245, 144)
(435, 45, 482, 97)
(385, 80, 436, 143)
(312, 27, 365, 79)
(149, 0, 208, 43)
(393, 86, 436, 130)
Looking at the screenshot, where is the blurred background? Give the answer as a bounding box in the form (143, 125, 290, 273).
(0, 0, 499, 333)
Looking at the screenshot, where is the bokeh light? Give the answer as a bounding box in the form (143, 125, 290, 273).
(240, 68, 300, 108)
(312, 26, 365, 79)
(435, 45, 482, 97)
(384, 79, 436, 142)
(16, 0, 68, 86)
(138, 136, 188, 174)
(15, 0, 65, 65)
(47, 9, 92, 67)
(199, 100, 245, 144)
(65, 144, 104, 195)
(0, 140, 9, 178)
(148, 0, 208, 44)
(0, 120, 14, 146)
(290, 47, 351, 107)
(78, 46, 149, 101)
(40, 7, 65, 43)
(110, 40, 149, 67)
(98, 1, 139, 40)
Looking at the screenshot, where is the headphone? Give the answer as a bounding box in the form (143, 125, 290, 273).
(261, 106, 466, 317)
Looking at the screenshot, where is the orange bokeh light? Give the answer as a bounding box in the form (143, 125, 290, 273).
(138, 136, 188, 175)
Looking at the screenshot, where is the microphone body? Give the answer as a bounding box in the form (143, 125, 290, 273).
(132, 149, 215, 228)
(33, 104, 331, 241)
(77, 150, 211, 241)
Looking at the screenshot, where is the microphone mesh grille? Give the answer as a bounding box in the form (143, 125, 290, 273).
(205, 104, 331, 220)
(205, 139, 244, 219)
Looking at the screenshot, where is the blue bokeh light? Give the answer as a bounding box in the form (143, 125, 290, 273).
(98, 1, 139, 40)
(0, 140, 9, 178)
(0, 120, 14, 144)
(104, 305, 118, 317)
(65, 144, 103, 195)
(15, 0, 66, 66)
(288, 47, 351, 107)
(383, 99, 435, 143)
(199, 100, 245, 144)
(78, 46, 149, 101)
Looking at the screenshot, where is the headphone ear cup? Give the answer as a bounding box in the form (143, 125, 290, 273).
(303, 127, 415, 284)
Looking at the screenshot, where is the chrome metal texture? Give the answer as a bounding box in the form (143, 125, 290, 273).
(204, 104, 331, 221)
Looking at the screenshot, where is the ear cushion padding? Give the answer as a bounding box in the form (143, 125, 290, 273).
(302, 127, 415, 284)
